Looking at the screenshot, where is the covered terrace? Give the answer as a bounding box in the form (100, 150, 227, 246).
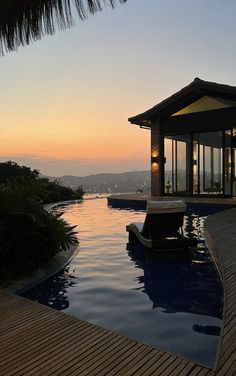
(129, 78, 236, 197)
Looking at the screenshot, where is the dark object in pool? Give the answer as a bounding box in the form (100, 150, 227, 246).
(193, 324, 221, 336)
(126, 200, 195, 253)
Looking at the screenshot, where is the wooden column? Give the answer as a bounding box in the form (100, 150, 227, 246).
(151, 118, 163, 196)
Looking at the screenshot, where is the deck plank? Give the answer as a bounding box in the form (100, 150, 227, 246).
(205, 208, 236, 376)
(0, 289, 207, 376)
(1, 323, 101, 373)
(8, 328, 113, 376)
(134, 352, 173, 376)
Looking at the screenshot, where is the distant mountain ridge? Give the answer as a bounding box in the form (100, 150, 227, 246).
(45, 170, 151, 194)
(44, 169, 224, 195)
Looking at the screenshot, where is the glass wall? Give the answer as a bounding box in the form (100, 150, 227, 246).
(199, 144, 204, 193)
(164, 138, 173, 193)
(232, 129, 236, 196)
(193, 140, 198, 194)
(224, 130, 232, 195)
(164, 135, 191, 194)
(198, 131, 223, 194)
(164, 130, 232, 196)
(176, 140, 187, 192)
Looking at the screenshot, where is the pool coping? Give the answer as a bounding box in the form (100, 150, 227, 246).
(3, 243, 79, 294)
(107, 193, 236, 210)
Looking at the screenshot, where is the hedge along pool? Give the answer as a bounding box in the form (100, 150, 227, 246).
(22, 198, 224, 368)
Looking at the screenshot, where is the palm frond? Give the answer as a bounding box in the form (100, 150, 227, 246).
(0, 0, 127, 55)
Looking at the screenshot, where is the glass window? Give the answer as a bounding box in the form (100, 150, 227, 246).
(176, 140, 186, 191)
(195, 131, 223, 195)
(164, 131, 228, 196)
(165, 134, 191, 194)
(234, 150, 236, 179)
(224, 130, 232, 195)
(204, 146, 212, 191)
(193, 141, 198, 194)
(164, 138, 173, 194)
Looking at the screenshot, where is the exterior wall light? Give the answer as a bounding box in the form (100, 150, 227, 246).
(151, 156, 159, 164)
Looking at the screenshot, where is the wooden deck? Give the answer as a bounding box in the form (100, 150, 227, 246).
(0, 207, 235, 375)
(205, 208, 236, 376)
(0, 288, 213, 376)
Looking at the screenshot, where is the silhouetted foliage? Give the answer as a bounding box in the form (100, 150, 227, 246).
(0, 0, 127, 55)
(39, 178, 85, 204)
(0, 161, 85, 203)
(75, 185, 85, 198)
(0, 162, 81, 283)
(0, 161, 39, 183)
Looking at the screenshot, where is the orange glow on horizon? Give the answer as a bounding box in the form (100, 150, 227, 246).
(1, 113, 150, 164)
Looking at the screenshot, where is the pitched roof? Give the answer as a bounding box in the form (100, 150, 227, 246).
(128, 78, 236, 126)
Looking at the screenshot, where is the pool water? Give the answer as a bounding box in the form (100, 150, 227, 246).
(22, 198, 223, 367)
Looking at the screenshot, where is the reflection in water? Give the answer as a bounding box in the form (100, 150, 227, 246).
(127, 240, 223, 320)
(22, 198, 224, 368)
(22, 267, 78, 310)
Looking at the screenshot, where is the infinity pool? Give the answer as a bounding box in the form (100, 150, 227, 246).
(22, 198, 223, 367)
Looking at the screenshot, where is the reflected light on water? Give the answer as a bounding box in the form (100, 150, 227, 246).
(22, 198, 223, 368)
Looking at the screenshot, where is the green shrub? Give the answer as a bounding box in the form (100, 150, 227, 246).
(0, 170, 79, 282)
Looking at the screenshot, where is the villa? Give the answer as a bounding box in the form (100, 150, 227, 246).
(129, 78, 236, 197)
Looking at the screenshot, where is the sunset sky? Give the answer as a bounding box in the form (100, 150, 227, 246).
(1, 0, 236, 176)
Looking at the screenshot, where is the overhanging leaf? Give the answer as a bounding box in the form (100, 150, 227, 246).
(0, 0, 127, 54)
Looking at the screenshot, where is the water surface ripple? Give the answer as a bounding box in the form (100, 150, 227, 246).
(23, 198, 223, 367)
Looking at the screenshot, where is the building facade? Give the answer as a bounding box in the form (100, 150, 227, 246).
(129, 78, 236, 197)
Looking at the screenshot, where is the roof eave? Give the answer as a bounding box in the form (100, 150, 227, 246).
(128, 78, 200, 125)
(128, 77, 236, 126)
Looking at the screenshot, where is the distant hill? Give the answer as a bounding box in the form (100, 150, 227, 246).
(46, 169, 217, 194)
(45, 170, 151, 194)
